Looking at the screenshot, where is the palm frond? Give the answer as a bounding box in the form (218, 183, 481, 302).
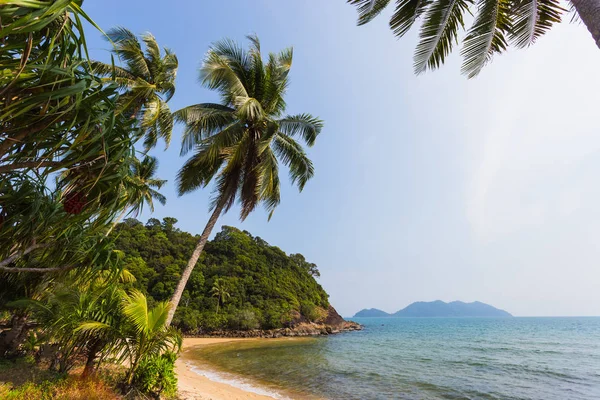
(122, 290, 149, 335)
(510, 0, 564, 47)
(390, 0, 432, 37)
(273, 134, 314, 191)
(348, 0, 393, 25)
(278, 114, 323, 147)
(461, 0, 512, 78)
(414, 0, 472, 73)
(175, 104, 237, 155)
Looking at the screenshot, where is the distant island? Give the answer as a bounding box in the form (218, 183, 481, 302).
(353, 301, 512, 318)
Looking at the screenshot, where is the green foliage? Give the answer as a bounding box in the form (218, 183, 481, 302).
(0, 2, 171, 275)
(348, 0, 565, 77)
(133, 351, 178, 398)
(112, 218, 329, 332)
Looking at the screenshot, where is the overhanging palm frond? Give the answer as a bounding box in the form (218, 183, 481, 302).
(348, 0, 393, 25)
(461, 0, 512, 78)
(257, 149, 281, 219)
(510, 0, 564, 47)
(278, 114, 323, 147)
(414, 0, 472, 73)
(390, 0, 433, 37)
(175, 104, 237, 155)
(273, 134, 314, 191)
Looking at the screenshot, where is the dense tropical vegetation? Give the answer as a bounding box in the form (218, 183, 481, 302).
(112, 218, 329, 332)
(0, 1, 181, 397)
(0, 2, 326, 397)
(347, 0, 596, 77)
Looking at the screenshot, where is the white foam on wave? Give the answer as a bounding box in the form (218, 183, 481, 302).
(187, 361, 290, 399)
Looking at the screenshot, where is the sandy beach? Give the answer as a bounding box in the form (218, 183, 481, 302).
(176, 338, 277, 400)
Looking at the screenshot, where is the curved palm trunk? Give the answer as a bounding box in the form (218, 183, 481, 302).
(105, 208, 128, 237)
(81, 339, 102, 378)
(572, 0, 600, 48)
(166, 198, 226, 326)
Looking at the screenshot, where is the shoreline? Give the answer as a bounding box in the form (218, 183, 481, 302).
(176, 338, 287, 400)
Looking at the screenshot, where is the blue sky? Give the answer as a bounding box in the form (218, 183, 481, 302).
(84, 1, 600, 317)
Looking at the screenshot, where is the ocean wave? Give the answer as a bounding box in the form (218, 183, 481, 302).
(187, 361, 291, 399)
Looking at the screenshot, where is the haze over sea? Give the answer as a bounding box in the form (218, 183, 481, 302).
(189, 317, 600, 400)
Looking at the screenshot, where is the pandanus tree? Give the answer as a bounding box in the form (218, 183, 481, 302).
(0, 2, 173, 273)
(165, 36, 324, 325)
(91, 27, 178, 150)
(347, 0, 574, 77)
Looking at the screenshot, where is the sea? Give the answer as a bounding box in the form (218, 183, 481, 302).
(187, 317, 600, 399)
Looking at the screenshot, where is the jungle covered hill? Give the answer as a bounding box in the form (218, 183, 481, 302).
(112, 218, 332, 333)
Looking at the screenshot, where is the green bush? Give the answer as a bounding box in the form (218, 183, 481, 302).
(198, 312, 227, 331)
(300, 301, 324, 322)
(228, 309, 259, 330)
(133, 352, 178, 398)
(172, 307, 202, 332)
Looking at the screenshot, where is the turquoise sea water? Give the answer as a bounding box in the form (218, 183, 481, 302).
(189, 317, 600, 399)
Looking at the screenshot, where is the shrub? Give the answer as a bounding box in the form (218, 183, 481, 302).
(0, 378, 119, 400)
(228, 309, 259, 330)
(198, 312, 227, 331)
(300, 301, 327, 323)
(133, 352, 178, 398)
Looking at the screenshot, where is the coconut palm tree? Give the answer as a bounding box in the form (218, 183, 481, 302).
(210, 279, 230, 314)
(347, 0, 571, 77)
(106, 155, 167, 236)
(165, 35, 323, 326)
(92, 27, 178, 150)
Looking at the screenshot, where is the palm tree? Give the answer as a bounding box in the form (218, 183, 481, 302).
(119, 291, 181, 385)
(210, 279, 230, 314)
(106, 155, 167, 236)
(92, 27, 178, 149)
(165, 36, 323, 326)
(347, 0, 571, 77)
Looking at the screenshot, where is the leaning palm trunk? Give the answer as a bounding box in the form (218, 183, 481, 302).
(166, 198, 226, 326)
(105, 208, 128, 237)
(572, 0, 600, 48)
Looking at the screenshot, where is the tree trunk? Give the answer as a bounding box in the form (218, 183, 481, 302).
(572, 0, 600, 48)
(105, 208, 128, 237)
(166, 198, 227, 326)
(81, 339, 102, 378)
(0, 313, 28, 356)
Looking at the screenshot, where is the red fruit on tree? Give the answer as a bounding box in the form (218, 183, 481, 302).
(63, 192, 87, 215)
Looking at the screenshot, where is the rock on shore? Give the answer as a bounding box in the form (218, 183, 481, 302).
(185, 306, 362, 339)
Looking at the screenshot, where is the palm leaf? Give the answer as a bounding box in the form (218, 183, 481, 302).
(278, 114, 323, 146)
(348, 0, 393, 25)
(510, 0, 564, 47)
(414, 0, 472, 73)
(390, 0, 432, 37)
(461, 0, 512, 78)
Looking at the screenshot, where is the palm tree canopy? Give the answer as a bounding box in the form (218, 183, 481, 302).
(348, 0, 565, 77)
(125, 155, 167, 215)
(93, 27, 178, 149)
(175, 35, 323, 220)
